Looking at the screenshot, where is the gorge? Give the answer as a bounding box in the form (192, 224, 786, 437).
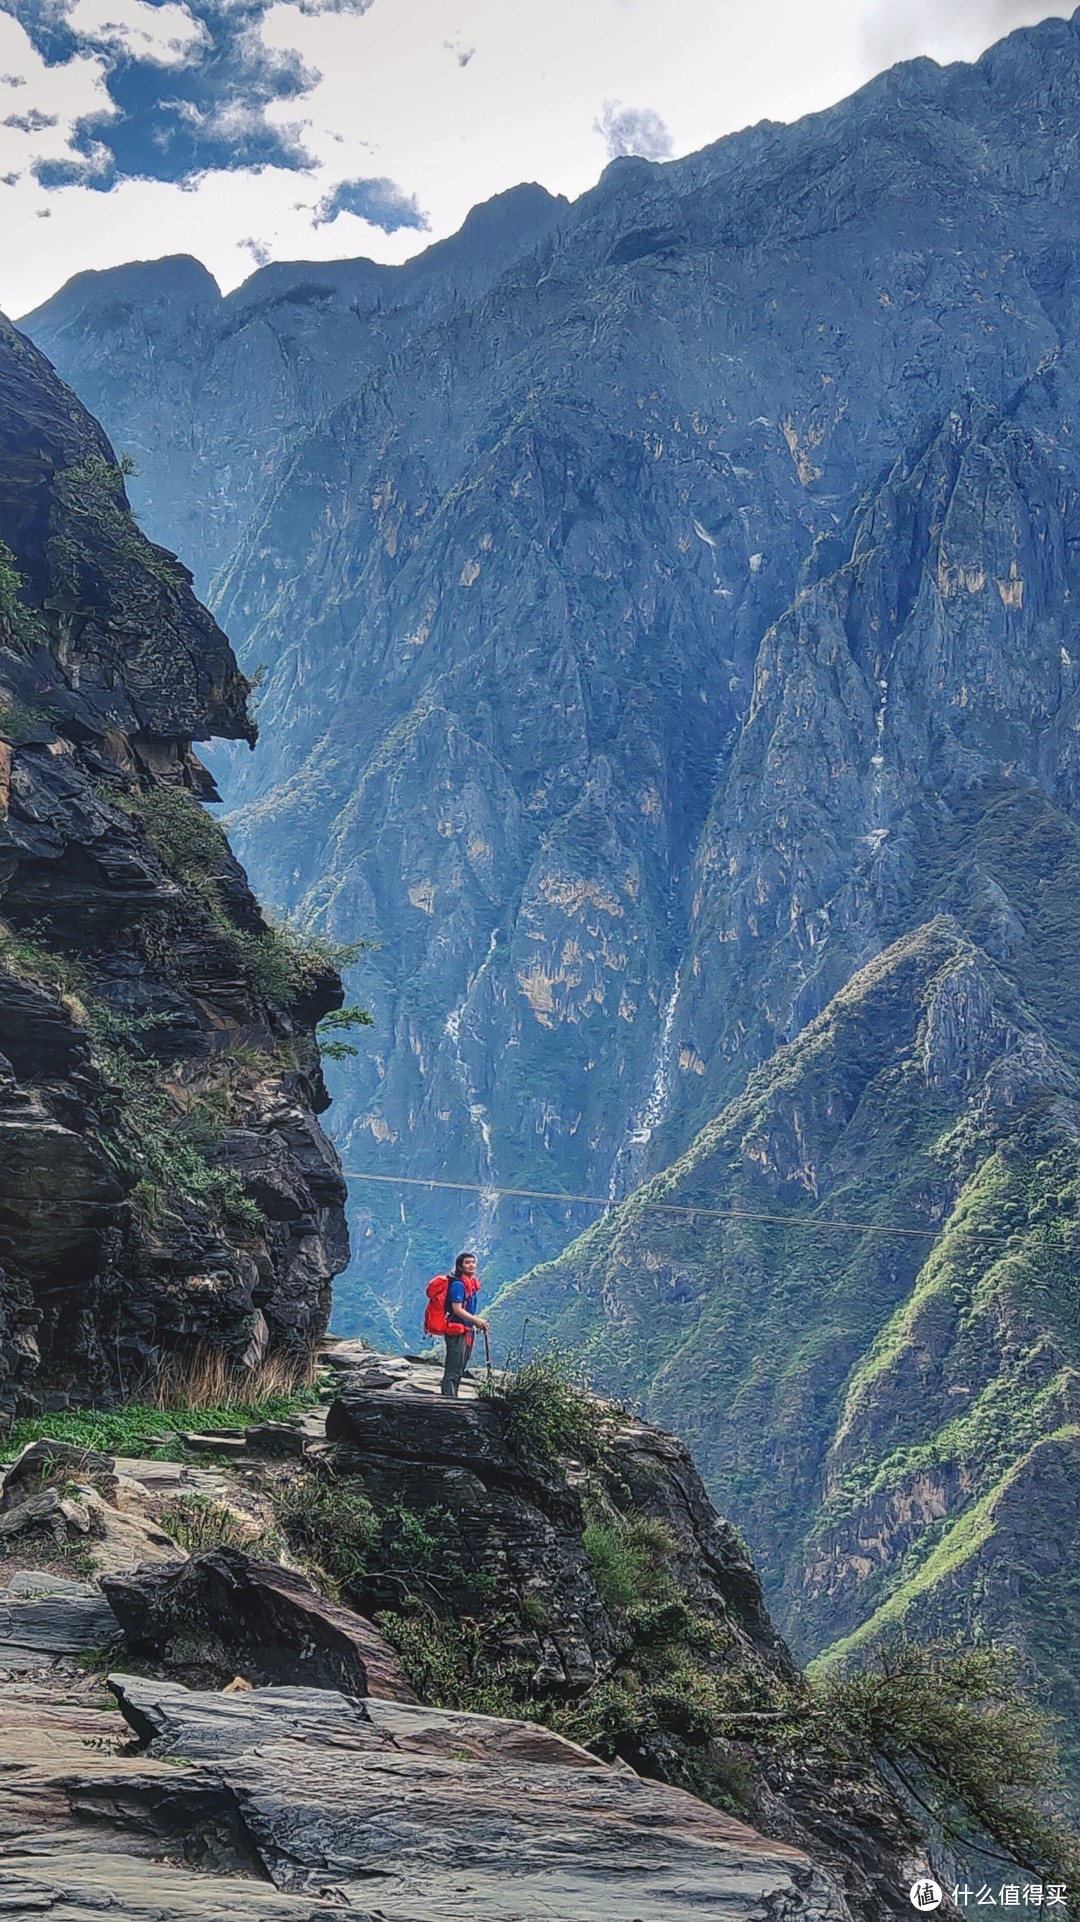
(9, 0, 1080, 1827)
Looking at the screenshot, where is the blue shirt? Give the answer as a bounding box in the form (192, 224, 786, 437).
(447, 1276, 479, 1331)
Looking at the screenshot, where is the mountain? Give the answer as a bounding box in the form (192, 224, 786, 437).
(23, 14, 1080, 1341)
(0, 313, 349, 1419)
(16, 8, 1080, 1760)
(21, 184, 566, 595)
(498, 919, 1080, 1790)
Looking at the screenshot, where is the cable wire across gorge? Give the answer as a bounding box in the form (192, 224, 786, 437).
(340, 1169, 1012, 1244)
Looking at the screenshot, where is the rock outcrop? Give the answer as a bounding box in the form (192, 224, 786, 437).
(0, 1666, 855, 1921)
(1, 1365, 937, 1921)
(0, 315, 349, 1420)
(104, 1544, 417, 1699)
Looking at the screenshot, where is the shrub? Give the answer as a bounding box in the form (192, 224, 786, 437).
(89, 1013, 261, 1233)
(375, 1603, 539, 1720)
(0, 694, 52, 741)
(272, 1473, 380, 1592)
(0, 541, 44, 645)
(481, 1350, 610, 1464)
(55, 456, 182, 587)
(583, 1514, 676, 1613)
(238, 917, 367, 1005)
(812, 1639, 1080, 1888)
(316, 1003, 373, 1060)
(0, 924, 88, 1010)
(382, 1501, 447, 1569)
(101, 785, 371, 1015)
(104, 785, 230, 923)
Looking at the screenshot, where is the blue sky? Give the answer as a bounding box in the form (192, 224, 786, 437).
(0, 0, 1070, 314)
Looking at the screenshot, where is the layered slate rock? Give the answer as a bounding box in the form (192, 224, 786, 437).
(98, 1674, 852, 1921)
(103, 1545, 417, 1699)
(0, 1657, 860, 1922)
(0, 315, 349, 1419)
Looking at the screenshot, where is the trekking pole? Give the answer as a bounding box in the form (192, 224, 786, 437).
(483, 1327, 493, 1387)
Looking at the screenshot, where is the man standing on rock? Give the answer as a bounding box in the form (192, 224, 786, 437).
(440, 1252, 488, 1398)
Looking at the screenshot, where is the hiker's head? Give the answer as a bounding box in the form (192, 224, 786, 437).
(454, 1251, 477, 1279)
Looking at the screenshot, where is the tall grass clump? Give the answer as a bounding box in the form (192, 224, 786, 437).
(7, 1345, 324, 1456)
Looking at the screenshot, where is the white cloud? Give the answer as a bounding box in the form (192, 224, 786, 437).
(595, 98, 673, 159)
(0, 11, 110, 196)
(65, 0, 209, 68)
(861, 0, 1071, 67)
(1, 0, 1073, 317)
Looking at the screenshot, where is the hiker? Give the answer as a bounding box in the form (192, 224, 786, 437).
(424, 1251, 489, 1398)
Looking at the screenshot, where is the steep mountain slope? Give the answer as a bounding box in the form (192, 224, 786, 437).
(664, 385, 1080, 1156)
(205, 15, 1080, 1319)
(22, 184, 565, 593)
(0, 315, 348, 1420)
(498, 919, 1080, 1791)
(21, 15, 1080, 1342)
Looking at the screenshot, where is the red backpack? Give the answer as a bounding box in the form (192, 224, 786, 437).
(423, 1273, 477, 1337)
(424, 1274, 454, 1337)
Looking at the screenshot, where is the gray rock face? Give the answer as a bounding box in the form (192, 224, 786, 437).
(102, 1673, 853, 1921)
(0, 1589, 117, 1664)
(0, 315, 350, 1415)
(0, 1661, 858, 1922)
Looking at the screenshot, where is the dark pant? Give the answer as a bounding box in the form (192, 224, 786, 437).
(441, 1333, 471, 1398)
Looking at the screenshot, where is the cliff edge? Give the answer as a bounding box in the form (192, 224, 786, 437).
(0, 315, 349, 1422)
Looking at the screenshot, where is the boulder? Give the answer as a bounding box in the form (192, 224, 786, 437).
(0, 1437, 117, 1510)
(110, 1672, 609, 1771)
(0, 1477, 180, 1577)
(102, 1546, 417, 1700)
(100, 1673, 852, 1922)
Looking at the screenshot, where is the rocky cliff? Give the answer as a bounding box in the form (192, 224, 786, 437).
(0, 315, 349, 1422)
(0, 1359, 972, 1920)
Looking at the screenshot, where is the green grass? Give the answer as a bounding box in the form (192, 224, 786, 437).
(156, 1493, 282, 1558)
(7, 1389, 318, 1458)
(0, 540, 45, 645)
(272, 1473, 380, 1591)
(812, 1424, 1080, 1673)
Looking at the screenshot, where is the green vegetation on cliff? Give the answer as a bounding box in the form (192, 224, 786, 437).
(495, 925, 1080, 1796)
(271, 1358, 1079, 1894)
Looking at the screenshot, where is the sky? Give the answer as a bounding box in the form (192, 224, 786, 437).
(0, 0, 1072, 317)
